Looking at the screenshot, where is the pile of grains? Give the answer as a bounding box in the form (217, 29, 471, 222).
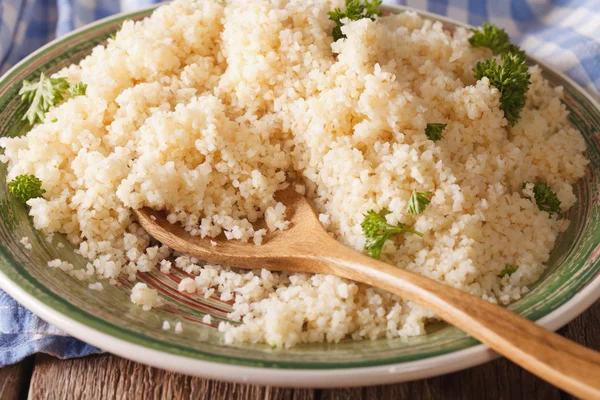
(0, 0, 588, 348)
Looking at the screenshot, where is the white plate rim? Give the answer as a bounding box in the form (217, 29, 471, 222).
(1, 268, 598, 387)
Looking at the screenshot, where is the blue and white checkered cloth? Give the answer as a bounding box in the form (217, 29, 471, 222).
(0, 291, 100, 364)
(0, 0, 599, 366)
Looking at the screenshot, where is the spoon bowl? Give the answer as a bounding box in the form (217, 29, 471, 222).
(134, 185, 328, 273)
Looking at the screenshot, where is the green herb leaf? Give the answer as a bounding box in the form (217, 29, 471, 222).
(361, 208, 423, 259)
(108, 22, 126, 41)
(425, 123, 447, 141)
(8, 174, 46, 202)
(19, 73, 70, 125)
(498, 263, 519, 278)
(69, 82, 87, 96)
(329, 0, 382, 42)
(474, 53, 531, 126)
(523, 181, 561, 215)
(407, 190, 432, 215)
(469, 23, 525, 59)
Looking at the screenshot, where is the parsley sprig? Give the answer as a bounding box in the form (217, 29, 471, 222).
(498, 263, 518, 278)
(425, 123, 447, 141)
(523, 181, 561, 215)
(19, 73, 70, 125)
(69, 82, 87, 96)
(329, 0, 382, 42)
(469, 23, 525, 59)
(8, 174, 46, 202)
(469, 23, 530, 126)
(361, 208, 423, 259)
(474, 53, 531, 125)
(19, 73, 88, 125)
(407, 191, 432, 215)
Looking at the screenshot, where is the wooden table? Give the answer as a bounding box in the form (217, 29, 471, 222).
(1, 300, 598, 400)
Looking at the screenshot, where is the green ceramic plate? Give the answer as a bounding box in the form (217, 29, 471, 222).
(0, 4, 598, 387)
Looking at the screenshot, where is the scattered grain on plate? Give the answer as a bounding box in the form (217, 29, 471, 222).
(19, 237, 32, 250)
(47, 258, 89, 281)
(47, 259, 73, 272)
(175, 322, 183, 333)
(85, 263, 95, 276)
(0, 0, 588, 348)
(71, 269, 86, 281)
(159, 259, 172, 274)
(88, 282, 103, 291)
(178, 277, 196, 294)
(130, 282, 163, 311)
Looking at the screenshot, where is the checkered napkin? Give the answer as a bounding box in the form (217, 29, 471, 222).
(0, 0, 598, 366)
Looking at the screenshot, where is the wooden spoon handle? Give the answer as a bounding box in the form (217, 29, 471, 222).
(317, 242, 600, 399)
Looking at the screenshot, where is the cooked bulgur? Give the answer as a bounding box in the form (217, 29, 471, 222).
(0, 0, 588, 348)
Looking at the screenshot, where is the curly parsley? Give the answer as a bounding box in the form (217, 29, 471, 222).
(498, 264, 519, 278)
(474, 53, 531, 125)
(69, 82, 87, 96)
(523, 181, 561, 215)
(329, 0, 382, 42)
(8, 174, 46, 202)
(425, 123, 447, 141)
(361, 208, 423, 259)
(469, 23, 525, 59)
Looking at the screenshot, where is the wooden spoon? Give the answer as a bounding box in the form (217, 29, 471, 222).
(133, 185, 600, 399)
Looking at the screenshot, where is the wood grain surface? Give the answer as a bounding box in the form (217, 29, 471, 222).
(0, 357, 32, 400)
(1, 300, 597, 400)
